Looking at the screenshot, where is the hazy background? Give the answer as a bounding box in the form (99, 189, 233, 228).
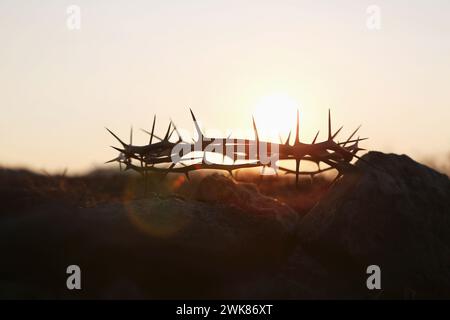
(0, 0, 449, 173)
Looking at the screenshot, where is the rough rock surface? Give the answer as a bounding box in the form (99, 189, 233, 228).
(295, 151, 450, 298)
(1, 152, 450, 299)
(194, 174, 298, 231)
(0, 174, 298, 299)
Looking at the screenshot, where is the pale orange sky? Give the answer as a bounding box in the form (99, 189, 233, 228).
(0, 0, 449, 173)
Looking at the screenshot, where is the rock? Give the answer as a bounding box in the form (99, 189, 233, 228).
(86, 194, 298, 256)
(194, 174, 298, 231)
(0, 177, 299, 298)
(296, 151, 450, 298)
(78, 191, 298, 298)
(3, 152, 449, 299)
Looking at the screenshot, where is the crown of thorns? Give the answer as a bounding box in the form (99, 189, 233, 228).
(106, 109, 367, 186)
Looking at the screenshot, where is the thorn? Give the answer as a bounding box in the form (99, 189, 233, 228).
(337, 137, 368, 145)
(170, 118, 183, 142)
(141, 129, 163, 141)
(285, 130, 291, 145)
(331, 126, 343, 140)
(295, 159, 300, 188)
(160, 162, 176, 180)
(328, 109, 332, 140)
(295, 109, 300, 144)
(105, 128, 127, 147)
(167, 126, 176, 141)
(130, 126, 133, 145)
(189, 108, 197, 121)
(105, 156, 120, 164)
(164, 122, 172, 140)
(312, 130, 320, 144)
(149, 114, 156, 145)
(352, 148, 366, 154)
(111, 146, 125, 153)
(252, 116, 259, 142)
(343, 125, 361, 146)
(190, 108, 203, 139)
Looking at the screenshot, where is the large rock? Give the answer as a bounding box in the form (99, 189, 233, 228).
(194, 174, 298, 231)
(0, 175, 299, 299)
(296, 151, 450, 298)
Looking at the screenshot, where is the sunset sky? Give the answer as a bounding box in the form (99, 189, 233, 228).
(0, 0, 449, 173)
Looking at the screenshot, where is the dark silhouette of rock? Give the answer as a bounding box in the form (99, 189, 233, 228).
(296, 151, 450, 298)
(1, 152, 449, 299)
(0, 173, 298, 299)
(194, 174, 298, 229)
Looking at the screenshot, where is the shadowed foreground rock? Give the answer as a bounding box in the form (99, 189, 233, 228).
(292, 151, 450, 298)
(0, 174, 298, 299)
(1, 152, 449, 299)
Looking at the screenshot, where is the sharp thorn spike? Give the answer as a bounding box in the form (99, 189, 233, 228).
(130, 126, 133, 145)
(343, 125, 361, 146)
(328, 109, 332, 140)
(149, 114, 156, 145)
(105, 127, 127, 147)
(312, 130, 320, 144)
(163, 122, 172, 140)
(337, 137, 368, 145)
(190, 108, 203, 138)
(167, 126, 176, 141)
(252, 116, 259, 142)
(295, 159, 300, 187)
(170, 118, 183, 142)
(189, 108, 197, 121)
(105, 156, 120, 164)
(285, 130, 292, 145)
(111, 146, 125, 153)
(141, 129, 163, 141)
(331, 125, 343, 139)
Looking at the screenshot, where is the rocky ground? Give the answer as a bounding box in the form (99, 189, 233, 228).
(0, 151, 449, 299)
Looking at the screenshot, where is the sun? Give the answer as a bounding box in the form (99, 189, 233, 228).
(252, 93, 299, 142)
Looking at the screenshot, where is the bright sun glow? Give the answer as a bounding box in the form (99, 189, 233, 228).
(253, 93, 299, 142)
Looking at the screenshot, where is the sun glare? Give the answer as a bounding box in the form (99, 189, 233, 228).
(253, 93, 299, 142)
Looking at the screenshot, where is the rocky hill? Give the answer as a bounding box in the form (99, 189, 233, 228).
(0, 152, 449, 299)
(294, 151, 450, 298)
